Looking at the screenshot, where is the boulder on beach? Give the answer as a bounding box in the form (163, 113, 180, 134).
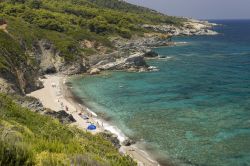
(90, 68, 101, 75)
(122, 138, 136, 146)
(143, 51, 158, 58)
(45, 110, 76, 124)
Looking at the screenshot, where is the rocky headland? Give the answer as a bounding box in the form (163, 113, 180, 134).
(0, 17, 218, 96)
(86, 18, 218, 74)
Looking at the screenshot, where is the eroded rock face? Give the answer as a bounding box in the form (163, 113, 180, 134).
(31, 40, 88, 75)
(89, 52, 149, 72)
(60, 61, 87, 75)
(125, 53, 146, 66)
(31, 40, 61, 74)
(112, 36, 168, 53)
(142, 19, 218, 36)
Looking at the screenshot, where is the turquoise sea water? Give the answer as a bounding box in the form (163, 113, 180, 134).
(70, 20, 250, 166)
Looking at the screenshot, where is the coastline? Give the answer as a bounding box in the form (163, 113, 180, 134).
(28, 74, 160, 166)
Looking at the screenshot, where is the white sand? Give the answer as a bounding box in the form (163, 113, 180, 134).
(28, 74, 159, 166)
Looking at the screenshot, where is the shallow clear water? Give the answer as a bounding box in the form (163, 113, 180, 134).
(71, 20, 250, 166)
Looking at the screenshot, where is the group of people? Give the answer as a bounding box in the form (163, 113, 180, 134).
(52, 81, 102, 131)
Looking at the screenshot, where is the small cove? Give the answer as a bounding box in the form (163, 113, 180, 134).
(70, 20, 250, 166)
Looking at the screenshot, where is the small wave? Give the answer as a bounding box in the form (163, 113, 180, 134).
(86, 108, 97, 117)
(176, 41, 188, 45)
(157, 55, 174, 60)
(164, 56, 174, 60)
(103, 123, 127, 142)
(85, 106, 127, 142)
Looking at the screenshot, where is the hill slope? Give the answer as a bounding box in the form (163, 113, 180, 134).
(0, 93, 136, 165)
(0, 0, 188, 94)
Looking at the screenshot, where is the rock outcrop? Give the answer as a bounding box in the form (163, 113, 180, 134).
(143, 51, 158, 58)
(89, 52, 149, 72)
(122, 139, 136, 146)
(90, 68, 101, 75)
(45, 110, 76, 124)
(100, 130, 121, 149)
(15, 96, 45, 112)
(142, 19, 218, 36)
(31, 40, 87, 75)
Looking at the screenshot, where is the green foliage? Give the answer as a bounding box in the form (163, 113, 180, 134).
(0, 30, 27, 71)
(0, 93, 136, 165)
(28, 0, 42, 9)
(0, 0, 186, 63)
(0, 138, 34, 166)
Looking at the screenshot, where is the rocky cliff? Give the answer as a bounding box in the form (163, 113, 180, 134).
(0, 19, 217, 94)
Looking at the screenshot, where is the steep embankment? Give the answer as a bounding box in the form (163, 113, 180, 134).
(0, 93, 136, 165)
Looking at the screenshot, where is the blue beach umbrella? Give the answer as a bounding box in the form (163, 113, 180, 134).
(87, 124, 96, 130)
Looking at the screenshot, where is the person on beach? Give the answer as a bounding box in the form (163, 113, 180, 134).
(61, 102, 64, 109)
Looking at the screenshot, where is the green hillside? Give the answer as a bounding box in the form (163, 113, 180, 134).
(0, 93, 136, 165)
(0, 0, 185, 61)
(0, 0, 187, 94)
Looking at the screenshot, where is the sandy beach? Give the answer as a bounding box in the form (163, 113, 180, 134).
(28, 74, 159, 166)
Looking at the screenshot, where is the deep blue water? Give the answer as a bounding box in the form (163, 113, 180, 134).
(71, 20, 250, 166)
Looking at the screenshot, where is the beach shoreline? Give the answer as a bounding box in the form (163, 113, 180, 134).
(28, 74, 160, 166)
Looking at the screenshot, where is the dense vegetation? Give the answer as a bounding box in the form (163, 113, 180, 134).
(0, 0, 185, 61)
(0, 30, 38, 94)
(0, 93, 136, 165)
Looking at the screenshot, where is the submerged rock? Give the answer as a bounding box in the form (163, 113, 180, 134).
(143, 51, 158, 58)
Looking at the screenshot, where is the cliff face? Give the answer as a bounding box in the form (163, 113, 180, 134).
(0, 30, 88, 95)
(142, 19, 218, 36)
(31, 40, 87, 75)
(0, 30, 42, 95)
